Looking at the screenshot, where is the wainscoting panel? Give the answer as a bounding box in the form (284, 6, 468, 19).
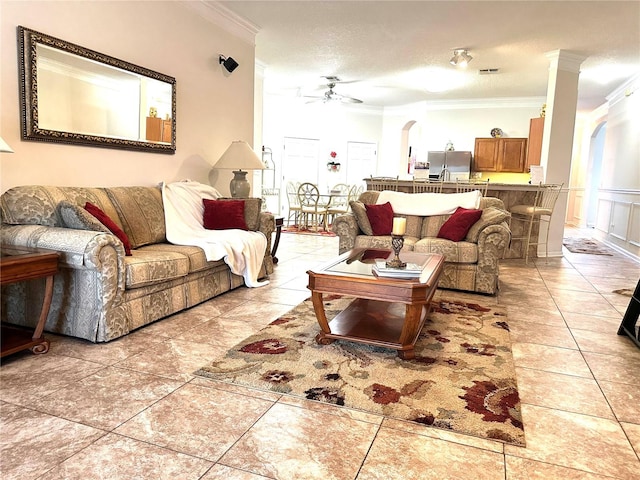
(611, 201, 632, 241)
(594, 189, 640, 260)
(596, 198, 612, 234)
(630, 202, 640, 248)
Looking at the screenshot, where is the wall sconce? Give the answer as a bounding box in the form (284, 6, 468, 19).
(214, 141, 265, 198)
(219, 55, 239, 73)
(450, 49, 473, 68)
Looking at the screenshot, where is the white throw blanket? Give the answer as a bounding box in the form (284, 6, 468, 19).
(161, 180, 268, 288)
(376, 190, 481, 216)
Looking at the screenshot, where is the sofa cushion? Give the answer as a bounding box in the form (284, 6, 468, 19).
(421, 214, 450, 238)
(354, 235, 420, 252)
(413, 238, 478, 264)
(58, 201, 111, 233)
(106, 186, 166, 249)
(139, 244, 213, 273)
(0, 185, 120, 228)
(437, 207, 482, 242)
(365, 202, 394, 235)
(203, 199, 248, 230)
(350, 200, 374, 235)
(465, 207, 510, 243)
(218, 197, 262, 231)
(85, 202, 132, 256)
(123, 248, 190, 289)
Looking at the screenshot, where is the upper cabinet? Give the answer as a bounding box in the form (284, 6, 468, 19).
(526, 117, 545, 170)
(473, 137, 528, 173)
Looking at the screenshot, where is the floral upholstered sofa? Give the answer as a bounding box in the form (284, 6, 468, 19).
(332, 190, 511, 295)
(0, 185, 274, 342)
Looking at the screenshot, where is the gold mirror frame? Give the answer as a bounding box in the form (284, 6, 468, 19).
(18, 26, 177, 154)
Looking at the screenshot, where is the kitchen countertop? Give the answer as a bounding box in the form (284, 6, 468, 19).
(386, 179, 540, 191)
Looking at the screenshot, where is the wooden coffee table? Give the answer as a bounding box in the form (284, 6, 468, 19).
(307, 248, 444, 359)
(1, 246, 59, 357)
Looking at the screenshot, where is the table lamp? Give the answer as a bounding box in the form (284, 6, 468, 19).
(214, 140, 265, 198)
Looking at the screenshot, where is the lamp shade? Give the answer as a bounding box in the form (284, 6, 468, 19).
(213, 141, 265, 198)
(214, 141, 265, 171)
(0, 136, 14, 153)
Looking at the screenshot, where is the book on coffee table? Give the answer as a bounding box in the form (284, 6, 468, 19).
(372, 260, 426, 278)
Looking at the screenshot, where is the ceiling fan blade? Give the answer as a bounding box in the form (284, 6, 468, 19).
(340, 95, 363, 104)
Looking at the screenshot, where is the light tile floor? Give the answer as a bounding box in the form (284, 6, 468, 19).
(1, 229, 639, 479)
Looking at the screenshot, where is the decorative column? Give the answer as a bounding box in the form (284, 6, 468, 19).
(540, 50, 587, 257)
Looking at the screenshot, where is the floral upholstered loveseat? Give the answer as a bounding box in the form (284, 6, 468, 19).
(332, 190, 511, 295)
(0, 185, 274, 342)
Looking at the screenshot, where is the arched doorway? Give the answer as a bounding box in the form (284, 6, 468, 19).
(401, 120, 419, 176)
(585, 121, 607, 228)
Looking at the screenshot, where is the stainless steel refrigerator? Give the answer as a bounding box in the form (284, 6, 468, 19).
(427, 151, 471, 181)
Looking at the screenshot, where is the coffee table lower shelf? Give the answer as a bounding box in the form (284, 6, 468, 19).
(1, 324, 50, 357)
(315, 298, 428, 359)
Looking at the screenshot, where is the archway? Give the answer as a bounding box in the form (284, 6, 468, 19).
(584, 121, 607, 228)
(400, 120, 419, 176)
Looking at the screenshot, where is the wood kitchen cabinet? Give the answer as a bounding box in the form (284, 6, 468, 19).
(473, 137, 528, 173)
(146, 117, 172, 143)
(526, 117, 544, 170)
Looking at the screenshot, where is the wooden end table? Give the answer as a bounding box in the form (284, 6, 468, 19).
(271, 216, 284, 264)
(1, 246, 59, 357)
(307, 248, 444, 359)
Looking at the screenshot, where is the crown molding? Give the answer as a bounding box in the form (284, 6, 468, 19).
(545, 50, 587, 74)
(183, 1, 259, 46)
(606, 72, 640, 108)
(383, 96, 546, 115)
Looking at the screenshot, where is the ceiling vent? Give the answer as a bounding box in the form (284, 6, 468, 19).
(479, 68, 500, 75)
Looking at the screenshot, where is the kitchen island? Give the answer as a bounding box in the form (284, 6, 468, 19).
(364, 178, 541, 259)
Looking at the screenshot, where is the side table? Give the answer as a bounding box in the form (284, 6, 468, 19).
(1, 246, 59, 357)
(271, 216, 284, 264)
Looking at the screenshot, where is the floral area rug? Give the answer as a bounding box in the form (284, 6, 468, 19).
(563, 237, 613, 255)
(194, 296, 525, 446)
(282, 225, 336, 237)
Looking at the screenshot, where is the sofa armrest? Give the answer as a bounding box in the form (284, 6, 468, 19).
(1, 223, 126, 294)
(332, 213, 360, 254)
(477, 222, 511, 270)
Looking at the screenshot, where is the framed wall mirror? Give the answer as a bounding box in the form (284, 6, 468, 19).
(18, 26, 177, 154)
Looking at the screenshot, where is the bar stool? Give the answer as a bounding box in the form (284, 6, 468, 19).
(509, 183, 563, 263)
(456, 179, 489, 196)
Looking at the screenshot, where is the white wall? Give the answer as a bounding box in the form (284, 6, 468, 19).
(591, 75, 640, 259)
(0, 1, 256, 196)
(261, 94, 384, 182)
(380, 99, 543, 180)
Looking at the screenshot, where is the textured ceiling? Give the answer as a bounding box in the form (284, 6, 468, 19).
(218, 0, 640, 111)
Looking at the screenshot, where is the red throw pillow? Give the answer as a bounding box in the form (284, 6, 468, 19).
(202, 199, 248, 230)
(437, 207, 483, 242)
(84, 202, 132, 255)
(365, 202, 394, 235)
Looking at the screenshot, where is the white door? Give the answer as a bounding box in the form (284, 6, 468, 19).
(346, 141, 378, 189)
(280, 137, 320, 216)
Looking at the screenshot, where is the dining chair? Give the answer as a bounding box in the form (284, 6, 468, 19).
(297, 182, 330, 231)
(327, 183, 351, 225)
(412, 178, 443, 193)
(509, 183, 563, 263)
(285, 181, 302, 226)
(456, 179, 490, 196)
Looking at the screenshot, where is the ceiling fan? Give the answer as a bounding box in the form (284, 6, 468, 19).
(305, 76, 363, 104)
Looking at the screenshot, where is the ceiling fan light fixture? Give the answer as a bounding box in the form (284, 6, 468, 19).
(450, 49, 472, 68)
